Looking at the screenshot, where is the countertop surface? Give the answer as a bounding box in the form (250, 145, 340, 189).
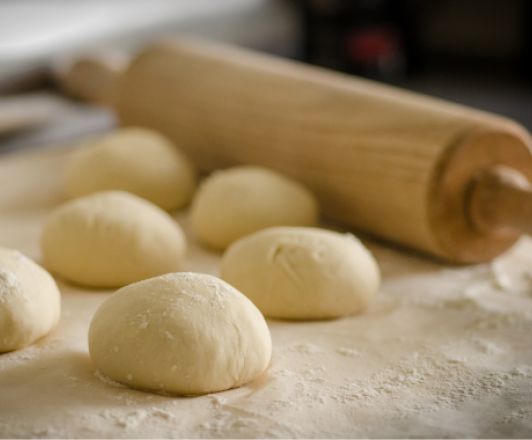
(0, 146, 531, 438)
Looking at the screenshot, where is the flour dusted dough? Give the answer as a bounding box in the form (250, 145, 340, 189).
(190, 166, 319, 249)
(89, 272, 271, 395)
(64, 127, 197, 211)
(0, 247, 60, 352)
(41, 191, 186, 288)
(221, 227, 380, 319)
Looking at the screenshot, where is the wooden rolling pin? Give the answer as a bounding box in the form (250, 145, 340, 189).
(58, 38, 532, 264)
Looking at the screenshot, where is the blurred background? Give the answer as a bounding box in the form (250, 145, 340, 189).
(300, 0, 532, 129)
(0, 0, 531, 153)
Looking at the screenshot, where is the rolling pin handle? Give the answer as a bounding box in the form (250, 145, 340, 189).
(468, 165, 532, 237)
(53, 49, 129, 106)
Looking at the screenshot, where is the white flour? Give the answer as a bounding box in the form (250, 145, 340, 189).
(1, 151, 532, 438)
(0, 267, 22, 304)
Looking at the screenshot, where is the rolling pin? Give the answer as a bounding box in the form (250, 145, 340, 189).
(58, 38, 532, 264)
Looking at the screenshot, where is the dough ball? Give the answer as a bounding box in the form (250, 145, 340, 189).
(221, 227, 380, 320)
(190, 166, 319, 250)
(41, 191, 186, 288)
(88, 272, 272, 395)
(64, 127, 197, 211)
(0, 247, 61, 352)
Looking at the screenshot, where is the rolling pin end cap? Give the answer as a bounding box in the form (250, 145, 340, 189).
(430, 130, 532, 264)
(468, 165, 532, 238)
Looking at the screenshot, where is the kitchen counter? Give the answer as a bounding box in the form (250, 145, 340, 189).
(0, 146, 531, 438)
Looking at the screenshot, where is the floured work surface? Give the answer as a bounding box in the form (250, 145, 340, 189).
(0, 147, 531, 439)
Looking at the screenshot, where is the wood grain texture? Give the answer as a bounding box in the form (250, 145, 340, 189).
(115, 38, 532, 262)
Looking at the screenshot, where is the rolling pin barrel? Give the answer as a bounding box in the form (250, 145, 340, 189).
(107, 39, 532, 263)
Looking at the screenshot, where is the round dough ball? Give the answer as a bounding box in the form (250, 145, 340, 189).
(65, 127, 197, 211)
(0, 247, 61, 352)
(190, 166, 319, 250)
(41, 191, 186, 288)
(89, 272, 272, 395)
(221, 227, 380, 320)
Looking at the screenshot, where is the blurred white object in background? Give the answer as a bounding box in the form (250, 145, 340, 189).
(0, 0, 302, 86)
(0, 0, 302, 153)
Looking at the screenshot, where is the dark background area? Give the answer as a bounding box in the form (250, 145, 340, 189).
(1, 0, 531, 153)
(297, 0, 532, 130)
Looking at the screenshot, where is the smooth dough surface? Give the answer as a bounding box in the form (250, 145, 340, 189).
(0, 247, 61, 352)
(64, 127, 197, 211)
(190, 166, 319, 249)
(41, 191, 186, 288)
(88, 272, 272, 395)
(221, 227, 380, 320)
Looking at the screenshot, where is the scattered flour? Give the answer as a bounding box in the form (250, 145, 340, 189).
(202, 415, 259, 434)
(332, 341, 532, 418)
(490, 262, 514, 291)
(96, 407, 176, 429)
(63, 374, 80, 384)
(32, 425, 60, 437)
(201, 403, 304, 438)
(283, 343, 324, 354)
(409, 288, 485, 311)
(94, 369, 127, 389)
(270, 364, 329, 408)
(439, 260, 532, 298)
(407, 284, 532, 331)
(469, 337, 505, 355)
(476, 310, 532, 330)
(500, 406, 532, 424)
(209, 394, 228, 407)
(0, 268, 23, 304)
(1, 218, 532, 438)
(336, 347, 362, 358)
(0, 419, 65, 439)
(0, 337, 65, 372)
